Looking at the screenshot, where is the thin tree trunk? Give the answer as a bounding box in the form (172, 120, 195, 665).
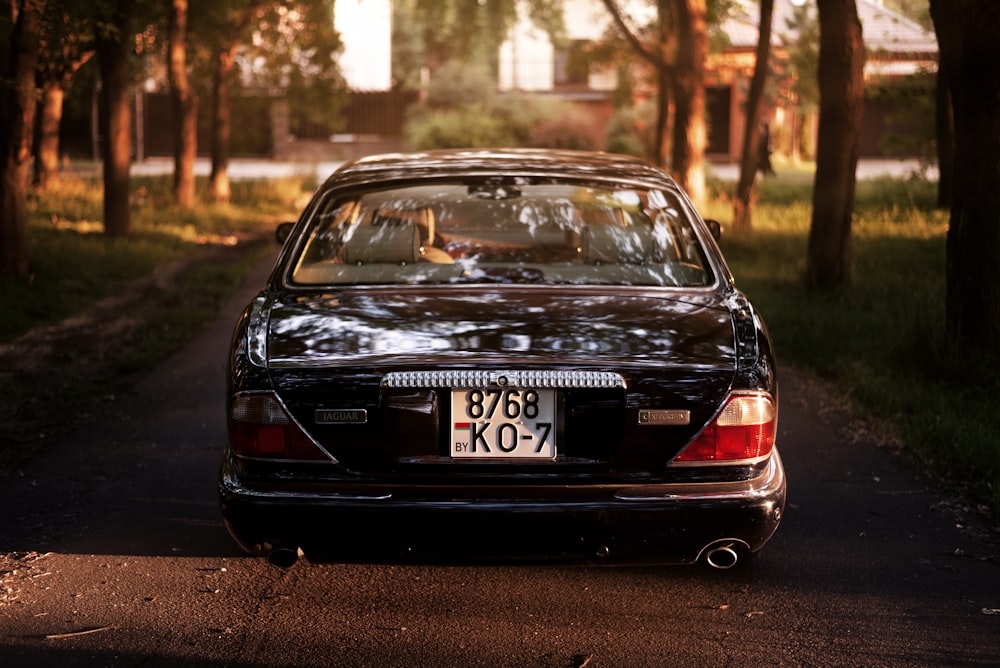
(806, 0, 865, 290)
(1, 0, 46, 279)
(671, 0, 708, 208)
(95, 0, 133, 237)
(733, 0, 775, 234)
(934, 60, 954, 210)
(653, 65, 670, 167)
(210, 45, 236, 204)
(34, 82, 64, 189)
(930, 0, 1000, 358)
(169, 0, 197, 209)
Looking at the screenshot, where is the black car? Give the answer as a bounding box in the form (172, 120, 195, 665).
(220, 149, 784, 569)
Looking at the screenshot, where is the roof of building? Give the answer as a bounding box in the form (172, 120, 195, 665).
(720, 0, 937, 55)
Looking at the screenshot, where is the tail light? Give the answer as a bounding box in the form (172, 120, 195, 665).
(673, 392, 776, 464)
(229, 393, 328, 460)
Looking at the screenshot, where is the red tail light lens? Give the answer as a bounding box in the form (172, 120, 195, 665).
(229, 393, 328, 460)
(674, 393, 776, 463)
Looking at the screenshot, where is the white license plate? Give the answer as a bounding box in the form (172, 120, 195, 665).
(450, 388, 556, 459)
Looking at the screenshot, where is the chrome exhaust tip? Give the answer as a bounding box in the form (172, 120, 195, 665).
(267, 547, 301, 569)
(705, 545, 739, 570)
(700, 539, 749, 570)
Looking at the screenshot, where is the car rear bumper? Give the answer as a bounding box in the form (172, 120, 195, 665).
(219, 451, 785, 566)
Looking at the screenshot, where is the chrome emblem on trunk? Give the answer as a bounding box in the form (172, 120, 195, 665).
(315, 409, 367, 424)
(638, 409, 691, 426)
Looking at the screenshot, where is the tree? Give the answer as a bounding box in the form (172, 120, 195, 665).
(929, 0, 1000, 359)
(33, 2, 94, 189)
(168, 0, 196, 209)
(671, 0, 709, 207)
(732, 0, 774, 233)
(397, 0, 562, 82)
(94, 0, 134, 237)
(194, 1, 264, 203)
(779, 1, 820, 161)
(1, 0, 47, 280)
(599, 0, 674, 167)
(805, 0, 865, 290)
(191, 0, 343, 203)
(599, 0, 715, 207)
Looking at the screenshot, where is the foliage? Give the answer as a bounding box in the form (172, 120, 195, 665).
(866, 72, 937, 164)
(406, 106, 517, 150)
(244, 0, 345, 130)
(392, 0, 564, 91)
(777, 0, 820, 113)
(405, 60, 600, 150)
(604, 101, 657, 157)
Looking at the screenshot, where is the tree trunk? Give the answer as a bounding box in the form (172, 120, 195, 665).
(806, 0, 865, 290)
(210, 46, 236, 204)
(653, 64, 670, 167)
(929, 0, 1000, 359)
(169, 0, 197, 209)
(732, 0, 775, 234)
(33, 82, 64, 189)
(934, 60, 954, 210)
(1, 0, 46, 280)
(95, 0, 133, 237)
(671, 0, 708, 208)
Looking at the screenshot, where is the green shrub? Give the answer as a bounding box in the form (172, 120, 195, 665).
(406, 105, 516, 149)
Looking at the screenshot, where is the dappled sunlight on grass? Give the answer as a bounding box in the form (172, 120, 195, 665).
(2, 174, 307, 342)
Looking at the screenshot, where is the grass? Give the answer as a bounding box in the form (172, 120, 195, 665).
(2, 167, 997, 520)
(0, 173, 312, 473)
(711, 170, 999, 518)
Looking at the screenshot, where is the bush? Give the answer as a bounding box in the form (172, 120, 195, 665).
(604, 101, 656, 158)
(405, 105, 516, 149)
(404, 60, 606, 151)
(529, 111, 604, 150)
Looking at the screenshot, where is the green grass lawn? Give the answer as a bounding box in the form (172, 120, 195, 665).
(710, 172, 998, 518)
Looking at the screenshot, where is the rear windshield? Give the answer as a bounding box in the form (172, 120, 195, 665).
(290, 180, 712, 287)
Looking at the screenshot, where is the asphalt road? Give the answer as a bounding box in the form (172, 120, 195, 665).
(0, 250, 997, 667)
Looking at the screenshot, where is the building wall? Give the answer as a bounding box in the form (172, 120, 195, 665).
(335, 0, 392, 91)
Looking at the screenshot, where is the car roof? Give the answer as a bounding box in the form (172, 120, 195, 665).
(321, 148, 680, 192)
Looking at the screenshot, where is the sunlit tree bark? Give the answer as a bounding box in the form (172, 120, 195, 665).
(1, 0, 46, 279)
(209, 43, 237, 203)
(94, 0, 133, 237)
(671, 0, 708, 208)
(732, 0, 774, 233)
(806, 0, 865, 290)
(169, 0, 197, 209)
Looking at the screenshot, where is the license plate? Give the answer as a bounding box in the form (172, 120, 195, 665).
(450, 388, 556, 459)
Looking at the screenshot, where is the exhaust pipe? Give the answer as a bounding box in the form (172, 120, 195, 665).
(267, 547, 300, 569)
(700, 539, 749, 570)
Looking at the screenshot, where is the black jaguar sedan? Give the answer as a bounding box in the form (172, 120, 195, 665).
(219, 149, 784, 569)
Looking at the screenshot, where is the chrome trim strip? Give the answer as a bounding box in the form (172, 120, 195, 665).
(380, 369, 627, 389)
(246, 296, 269, 368)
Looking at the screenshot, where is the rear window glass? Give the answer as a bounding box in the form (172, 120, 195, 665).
(290, 180, 712, 287)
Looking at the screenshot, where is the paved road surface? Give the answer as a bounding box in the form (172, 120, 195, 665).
(0, 250, 996, 667)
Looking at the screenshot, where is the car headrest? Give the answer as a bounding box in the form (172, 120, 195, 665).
(373, 207, 435, 244)
(581, 225, 653, 264)
(341, 222, 420, 264)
